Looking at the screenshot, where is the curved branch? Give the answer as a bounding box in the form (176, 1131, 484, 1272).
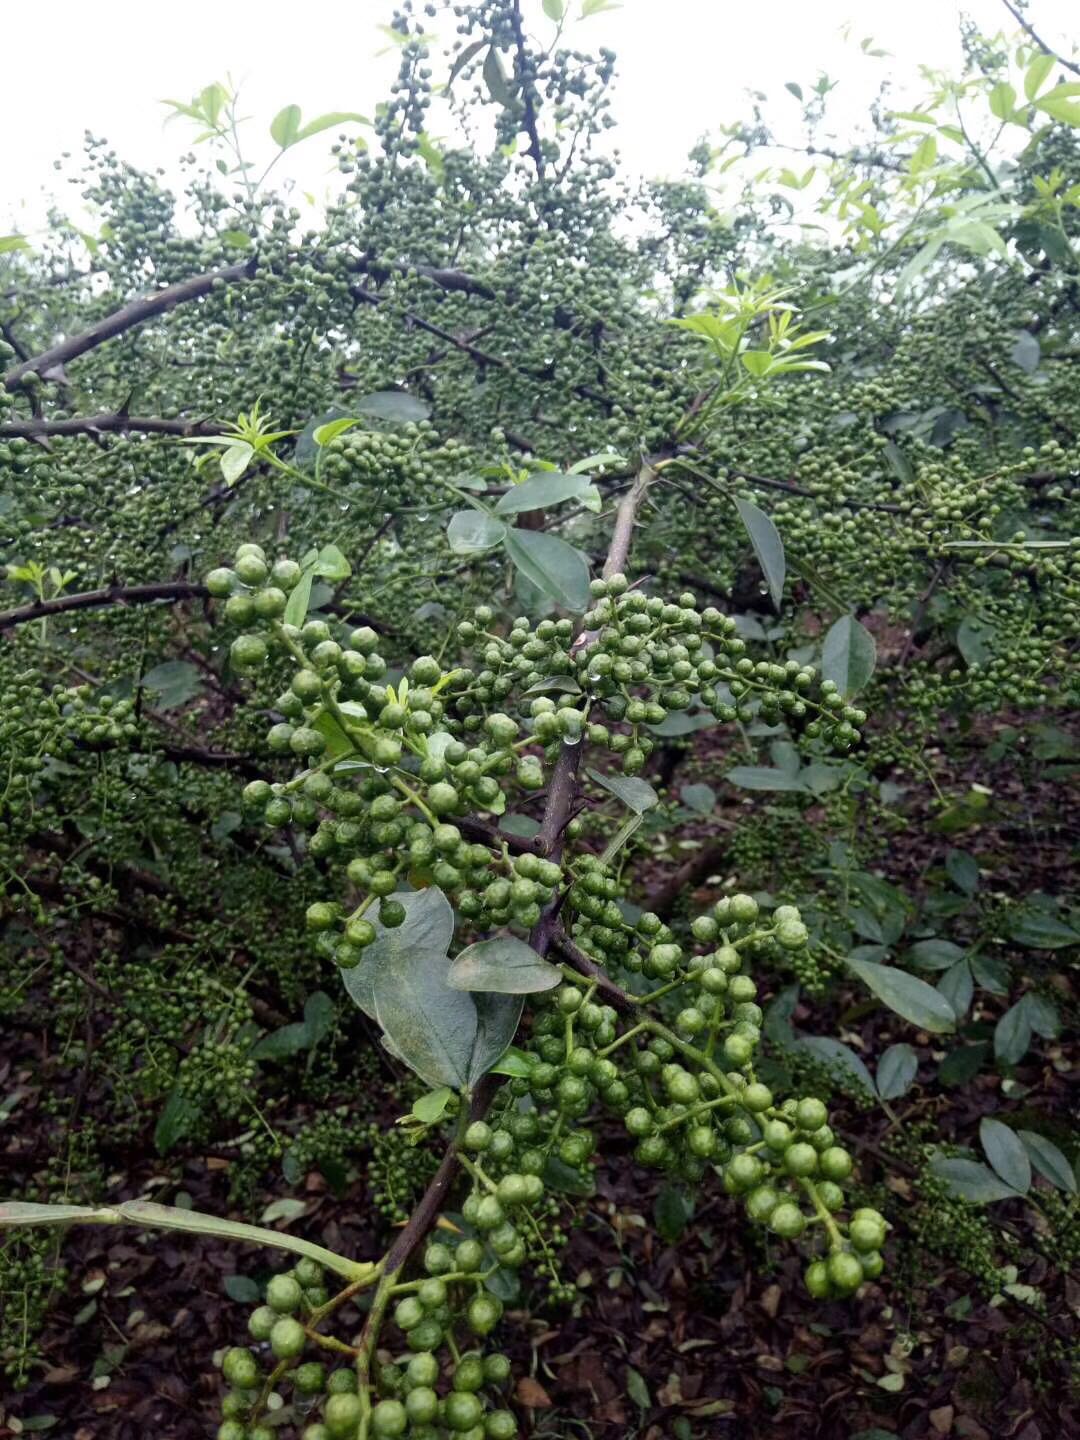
(3, 258, 256, 390)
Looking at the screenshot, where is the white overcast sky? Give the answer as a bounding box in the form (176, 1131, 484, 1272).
(3, 0, 1077, 234)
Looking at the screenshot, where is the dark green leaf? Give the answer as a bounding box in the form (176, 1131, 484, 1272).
(224, 1274, 261, 1303)
(504, 528, 591, 611)
(796, 1035, 876, 1097)
(542, 1155, 594, 1196)
(821, 614, 876, 697)
(1018, 1131, 1077, 1194)
(1021, 991, 1059, 1038)
(970, 953, 1009, 995)
(957, 615, 997, 666)
(654, 1184, 694, 1244)
(154, 1087, 199, 1154)
(734, 497, 785, 611)
(929, 1154, 1021, 1203)
(938, 958, 973, 1021)
(468, 992, 524, 1086)
(994, 1000, 1032, 1065)
(1006, 910, 1080, 950)
(250, 1021, 311, 1061)
(846, 956, 956, 1033)
(876, 1043, 918, 1101)
(448, 936, 562, 994)
(141, 660, 202, 710)
(939, 1042, 989, 1085)
(980, 1117, 1031, 1194)
(945, 849, 979, 895)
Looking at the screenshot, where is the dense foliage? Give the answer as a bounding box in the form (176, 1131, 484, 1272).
(0, 2, 1076, 1436)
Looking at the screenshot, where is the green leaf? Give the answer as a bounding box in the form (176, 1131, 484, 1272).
(542, 1155, 594, 1196)
(468, 991, 524, 1087)
(487, 1044, 535, 1078)
(1035, 84, 1080, 127)
(1021, 991, 1059, 1038)
(341, 887, 454, 1021)
(0, 234, 32, 253)
(796, 1035, 876, 1097)
(141, 660, 202, 710)
(448, 38, 487, 87)
(626, 1366, 651, 1411)
(154, 1087, 199, 1154)
(448, 936, 562, 994)
(411, 1086, 454, 1124)
(581, 0, 621, 14)
(939, 1042, 989, 1086)
(945, 848, 979, 895)
(1006, 910, 1080, 949)
(988, 82, 1016, 122)
(313, 417, 359, 447)
(957, 615, 997, 665)
(928, 1155, 1021, 1203)
(970, 953, 1009, 995)
(586, 768, 658, 814)
(447, 510, 507, 555)
(221, 441, 254, 485)
(494, 471, 596, 515)
(270, 104, 303, 149)
(725, 766, 809, 793)
(1010, 330, 1040, 373)
(734, 497, 785, 611)
(876, 1043, 918, 1101)
(373, 934, 478, 1090)
(821, 614, 876, 697)
(1024, 52, 1055, 101)
(354, 390, 431, 423)
(504, 528, 591, 611)
(221, 229, 252, 249)
(224, 1274, 261, 1303)
(542, 0, 565, 18)
(980, 1117, 1031, 1194)
(294, 112, 371, 143)
(312, 543, 351, 581)
(994, 999, 1032, 1065)
(250, 1021, 311, 1061)
(284, 568, 314, 628)
(654, 1184, 694, 1244)
(846, 956, 956, 1033)
(483, 47, 512, 108)
(1018, 1131, 1077, 1194)
(938, 958, 973, 1021)
(680, 782, 716, 814)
